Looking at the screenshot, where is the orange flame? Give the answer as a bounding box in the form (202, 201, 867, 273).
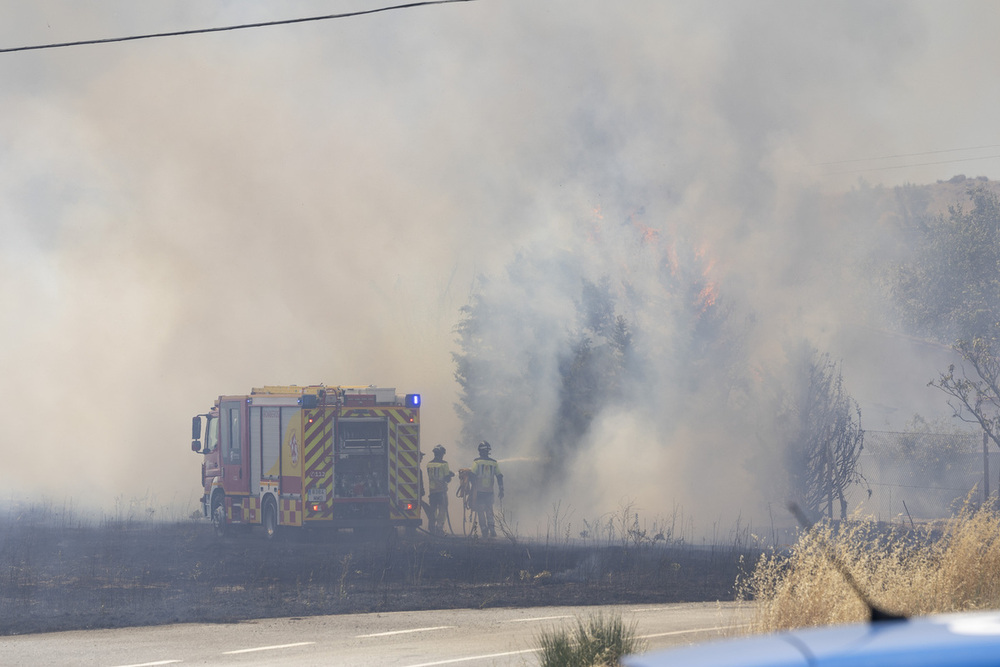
(698, 282, 719, 311)
(695, 244, 719, 312)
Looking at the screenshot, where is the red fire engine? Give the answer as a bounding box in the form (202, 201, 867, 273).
(190, 384, 422, 537)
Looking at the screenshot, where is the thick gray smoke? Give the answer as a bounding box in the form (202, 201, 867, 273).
(0, 2, 996, 531)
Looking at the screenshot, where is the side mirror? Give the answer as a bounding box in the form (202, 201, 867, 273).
(191, 416, 203, 453)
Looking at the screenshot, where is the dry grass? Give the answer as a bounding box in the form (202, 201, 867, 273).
(737, 502, 1000, 633)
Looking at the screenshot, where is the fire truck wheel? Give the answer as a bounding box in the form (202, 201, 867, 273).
(262, 500, 278, 540)
(211, 495, 227, 538)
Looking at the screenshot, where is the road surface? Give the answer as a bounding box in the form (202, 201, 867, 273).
(0, 601, 747, 666)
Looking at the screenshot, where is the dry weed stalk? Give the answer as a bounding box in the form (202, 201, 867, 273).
(737, 502, 1000, 633)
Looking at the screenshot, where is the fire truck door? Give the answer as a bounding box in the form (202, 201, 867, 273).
(218, 399, 250, 496)
(249, 406, 262, 496)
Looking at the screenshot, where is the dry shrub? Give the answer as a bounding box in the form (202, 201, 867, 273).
(537, 613, 645, 667)
(737, 503, 1000, 633)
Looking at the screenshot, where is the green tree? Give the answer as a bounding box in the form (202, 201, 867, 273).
(893, 187, 1000, 342)
(891, 187, 1000, 451)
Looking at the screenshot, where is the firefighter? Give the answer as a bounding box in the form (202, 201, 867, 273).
(471, 440, 503, 538)
(426, 444, 454, 535)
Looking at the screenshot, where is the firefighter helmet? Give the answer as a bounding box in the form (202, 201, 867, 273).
(433, 444, 446, 457)
(478, 440, 491, 455)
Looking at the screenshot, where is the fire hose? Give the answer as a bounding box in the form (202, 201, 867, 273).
(456, 468, 475, 536)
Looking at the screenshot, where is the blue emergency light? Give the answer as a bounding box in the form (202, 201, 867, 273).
(405, 394, 421, 408)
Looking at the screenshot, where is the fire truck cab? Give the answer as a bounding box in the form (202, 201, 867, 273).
(191, 384, 422, 538)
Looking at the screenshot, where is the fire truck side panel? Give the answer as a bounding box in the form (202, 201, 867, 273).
(281, 407, 303, 494)
(260, 407, 281, 480)
(250, 408, 261, 497)
(389, 419, 420, 523)
(303, 407, 334, 522)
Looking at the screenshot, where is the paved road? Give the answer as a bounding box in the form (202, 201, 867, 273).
(0, 602, 746, 666)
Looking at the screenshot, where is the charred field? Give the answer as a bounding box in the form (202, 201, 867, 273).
(0, 510, 756, 636)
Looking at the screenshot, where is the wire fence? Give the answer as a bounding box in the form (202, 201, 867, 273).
(846, 429, 993, 522)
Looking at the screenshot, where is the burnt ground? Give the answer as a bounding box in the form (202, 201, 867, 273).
(0, 512, 757, 636)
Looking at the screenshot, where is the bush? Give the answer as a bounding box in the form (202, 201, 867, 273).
(737, 502, 1000, 633)
(537, 612, 646, 667)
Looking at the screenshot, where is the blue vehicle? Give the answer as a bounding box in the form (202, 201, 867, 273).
(623, 611, 1000, 667)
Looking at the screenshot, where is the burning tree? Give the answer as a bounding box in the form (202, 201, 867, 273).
(774, 346, 865, 520)
(553, 278, 634, 457)
(451, 209, 740, 474)
(452, 271, 637, 460)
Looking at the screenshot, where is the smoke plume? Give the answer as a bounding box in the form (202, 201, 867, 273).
(0, 2, 995, 532)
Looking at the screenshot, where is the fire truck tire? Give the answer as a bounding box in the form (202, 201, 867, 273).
(211, 494, 227, 538)
(262, 499, 278, 540)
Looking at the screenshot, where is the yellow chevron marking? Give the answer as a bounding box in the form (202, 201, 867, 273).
(305, 446, 325, 470)
(304, 419, 330, 442)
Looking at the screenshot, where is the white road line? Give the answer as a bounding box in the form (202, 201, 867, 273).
(403, 647, 541, 667)
(222, 641, 315, 655)
(356, 626, 454, 638)
(401, 625, 736, 667)
(503, 615, 573, 623)
(110, 661, 182, 667)
(639, 625, 728, 639)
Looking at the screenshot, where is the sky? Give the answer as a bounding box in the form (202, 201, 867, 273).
(2, 1, 1000, 528)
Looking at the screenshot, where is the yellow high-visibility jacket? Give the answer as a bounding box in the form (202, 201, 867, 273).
(472, 457, 502, 492)
(426, 460, 452, 494)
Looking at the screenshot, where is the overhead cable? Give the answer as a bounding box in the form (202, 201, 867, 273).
(810, 143, 1000, 167)
(824, 153, 1000, 175)
(0, 0, 479, 54)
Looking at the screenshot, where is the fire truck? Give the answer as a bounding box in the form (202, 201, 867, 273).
(190, 384, 422, 538)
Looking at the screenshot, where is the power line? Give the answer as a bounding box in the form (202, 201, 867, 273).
(810, 143, 1000, 167)
(0, 0, 479, 54)
(824, 153, 1000, 175)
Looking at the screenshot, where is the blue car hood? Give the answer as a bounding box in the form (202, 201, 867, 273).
(624, 611, 1000, 667)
